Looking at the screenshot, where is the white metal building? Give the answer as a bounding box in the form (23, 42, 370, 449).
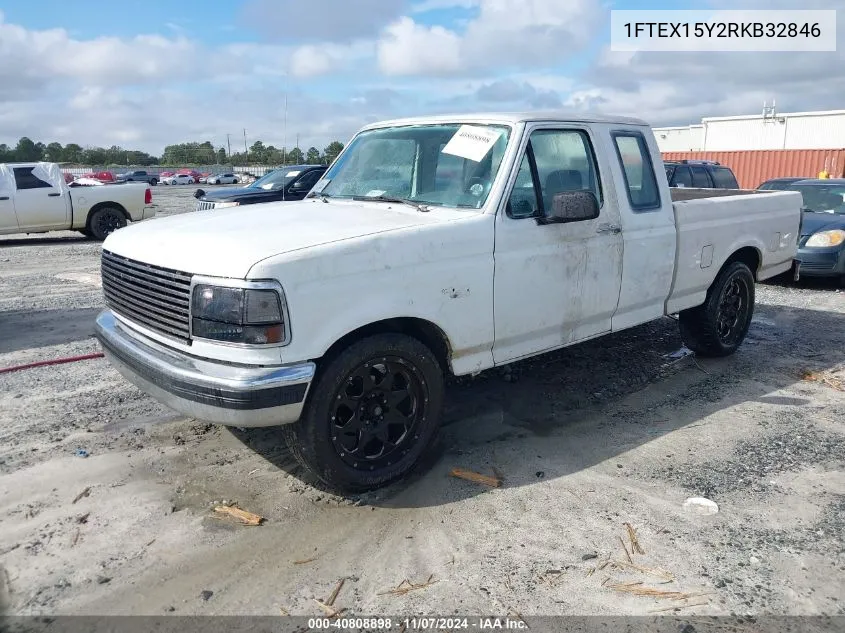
(654, 109, 845, 152)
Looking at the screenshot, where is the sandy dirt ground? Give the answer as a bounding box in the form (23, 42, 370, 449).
(0, 186, 843, 618)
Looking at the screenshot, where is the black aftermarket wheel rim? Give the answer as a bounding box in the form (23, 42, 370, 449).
(330, 356, 427, 471)
(716, 275, 749, 345)
(97, 212, 122, 236)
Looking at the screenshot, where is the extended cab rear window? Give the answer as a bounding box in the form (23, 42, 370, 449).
(612, 132, 660, 211)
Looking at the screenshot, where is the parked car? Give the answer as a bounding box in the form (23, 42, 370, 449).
(206, 172, 240, 185)
(0, 162, 155, 240)
(757, 177, 807, 191)
(664, 160, 739, 189)
(93, 112, 801, 492)
(235, 172, 257, 184)
(80, 170, 117, 183)
(177, 169, 203, 182)
(117, 170, 159, 186)
(161, 174, 195, 185)
(194, 165, 326, 210)
(778, 179, 845, 283)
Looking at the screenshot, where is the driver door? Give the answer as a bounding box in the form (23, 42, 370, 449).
(13, 166, 69, 231)
(492, 126, 624, 364)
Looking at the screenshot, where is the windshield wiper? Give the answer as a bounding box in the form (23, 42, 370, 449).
(307, 191, 331, 202)
(352, 194, 430, 212)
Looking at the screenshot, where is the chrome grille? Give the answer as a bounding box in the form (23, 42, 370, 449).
(196, 201, 216, 212)
(101, 250, 192, 341)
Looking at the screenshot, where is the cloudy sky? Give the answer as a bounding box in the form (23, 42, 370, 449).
(0, 0, 842, 154)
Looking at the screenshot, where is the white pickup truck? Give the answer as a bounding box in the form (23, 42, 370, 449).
(94, 112, 802, 491)
(0, 162, 155, 240)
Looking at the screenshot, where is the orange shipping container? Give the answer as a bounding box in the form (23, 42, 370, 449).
(661, 149, 845, 189)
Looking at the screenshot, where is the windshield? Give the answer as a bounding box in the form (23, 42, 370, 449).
(249, 169, 304, 191)
(787, 184, 845, 214)
(316, 123, 512, 209)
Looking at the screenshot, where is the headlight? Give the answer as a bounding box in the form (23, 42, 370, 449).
(805, 229, 845, 248)
(213, 201, 240, 208)
(191, 283, 287, 345)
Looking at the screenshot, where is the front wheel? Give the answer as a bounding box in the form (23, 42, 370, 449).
(679, 261, 755, 357)
(88, 207, 127, 241)
(282, 333, 444, 492)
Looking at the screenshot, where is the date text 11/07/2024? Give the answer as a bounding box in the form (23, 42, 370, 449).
(306, 617, 528, 630)
(623, 21, 821, 39)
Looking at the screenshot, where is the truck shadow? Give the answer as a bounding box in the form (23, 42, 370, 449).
(0, 235, 91, 247)
(0, 308, 101, 354)
(234, 302, 845, 508)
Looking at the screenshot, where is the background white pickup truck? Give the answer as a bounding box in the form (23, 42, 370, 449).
(94, 112, 802, 492)
(0, 162, 155, 240)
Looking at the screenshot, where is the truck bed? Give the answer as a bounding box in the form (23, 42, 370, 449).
(669, 187, 774, 201)
(666, 189, 803, 314)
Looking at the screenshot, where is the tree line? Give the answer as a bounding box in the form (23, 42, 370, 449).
(0, 137, 346, 167)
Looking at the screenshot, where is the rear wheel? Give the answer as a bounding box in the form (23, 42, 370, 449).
(679, 261, 755, 357)
(149, 178, 158, 186)
(88, 207, 127, 241)
(282, 333, 444, 492)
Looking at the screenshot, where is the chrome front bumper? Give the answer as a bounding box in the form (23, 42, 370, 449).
(94, 310, 315, 427)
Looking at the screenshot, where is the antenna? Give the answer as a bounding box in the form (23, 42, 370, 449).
(762, 99, 778, 124)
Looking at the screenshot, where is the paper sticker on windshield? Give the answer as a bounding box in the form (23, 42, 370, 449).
(441, 125, 503, 163)
(365, 189, 386, 197)
(285, 170, 302, 177)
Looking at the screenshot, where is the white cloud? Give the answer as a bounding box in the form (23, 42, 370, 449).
(0, 13, 198, 89)
(378, 17, 463, 75)
(289, 41, 376, 78)
(377, 0, 603, 76)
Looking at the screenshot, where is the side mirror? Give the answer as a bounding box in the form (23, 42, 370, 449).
(539, 191, 600, 225)
(193, 188, 205, 199)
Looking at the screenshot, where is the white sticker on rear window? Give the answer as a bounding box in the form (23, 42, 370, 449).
(441, 125, 503, 163)
(365, 190, 386, 197)
(286, 170, 302, 177)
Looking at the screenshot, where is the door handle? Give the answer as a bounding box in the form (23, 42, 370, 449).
(48, 192, 61, 197)
(596, 224, 621, 235)
(0, 196, 9, 201)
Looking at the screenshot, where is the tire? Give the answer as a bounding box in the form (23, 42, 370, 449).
(150, 178, 158, 186)
(88, 207, 127, 241)
(282, 333, 444, 492)
(678, 261, 755, 357)
(233, 179, 239, 185)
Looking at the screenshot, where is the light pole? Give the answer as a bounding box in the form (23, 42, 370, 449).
(282, 73, 288, 165)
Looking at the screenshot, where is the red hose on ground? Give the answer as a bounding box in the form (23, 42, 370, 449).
(0, 352, 105, 375)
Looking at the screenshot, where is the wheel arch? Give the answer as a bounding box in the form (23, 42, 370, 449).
(317, 317, 453, 377)
(86, 201, 130, 228)
(721, 245, 762, 280)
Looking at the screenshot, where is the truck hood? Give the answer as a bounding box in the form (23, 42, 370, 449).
(101, 199, 459, 278)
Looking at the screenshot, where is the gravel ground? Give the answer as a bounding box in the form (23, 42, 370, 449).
(0, 186, 843, 618)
